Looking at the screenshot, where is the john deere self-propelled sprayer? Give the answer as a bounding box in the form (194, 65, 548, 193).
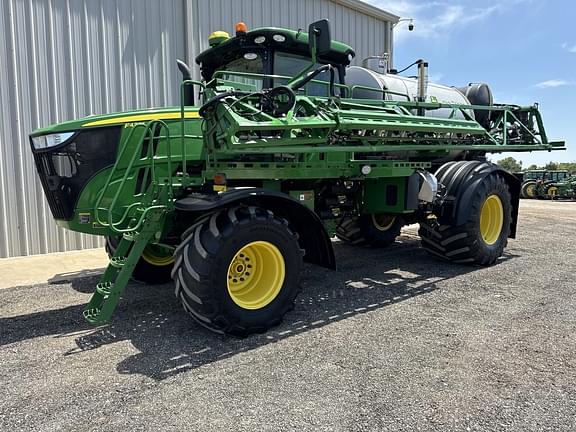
(30, 21, 565, 336)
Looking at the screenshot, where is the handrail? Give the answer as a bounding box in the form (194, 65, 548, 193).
(209, 69, 537, 119)
(94, 120, 175, 234)
(211, 70, 351, 97)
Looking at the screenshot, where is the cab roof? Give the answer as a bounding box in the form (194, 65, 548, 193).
(195, 27, 355, 80)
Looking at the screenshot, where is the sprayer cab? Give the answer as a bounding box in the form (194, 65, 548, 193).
(193, 21, 355, 87)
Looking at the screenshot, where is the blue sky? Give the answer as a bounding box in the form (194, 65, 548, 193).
(365, 0, 575, 166)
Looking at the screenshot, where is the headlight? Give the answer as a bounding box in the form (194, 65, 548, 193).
(31, 132, 75, 150)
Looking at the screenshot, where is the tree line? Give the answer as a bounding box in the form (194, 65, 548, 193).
(494, 157, 576, 174)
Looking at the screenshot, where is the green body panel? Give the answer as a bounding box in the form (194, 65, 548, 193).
(50, 115, 205, 234)
(31, 107, 202, 136)
(203, 160, 430, 180)
(362, 178, 410, 214)
(289, 190, 315, 210)
(55, 168, 116, 235)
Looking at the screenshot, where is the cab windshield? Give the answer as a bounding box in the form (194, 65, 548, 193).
(218, 52, 266, 90)
(215, 50, 340, 96)
(219, 53, 265, 75)
(273, 52, 340, 96)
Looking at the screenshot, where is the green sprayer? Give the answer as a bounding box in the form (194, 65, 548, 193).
(30, 20, 565, 336)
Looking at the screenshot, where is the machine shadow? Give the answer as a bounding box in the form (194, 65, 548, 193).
(60, 236, 516, 381)
(0, 303, 92, 347)
(48, 270, 105, 293)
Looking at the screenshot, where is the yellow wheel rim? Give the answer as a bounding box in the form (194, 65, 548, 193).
(371, 214, 396, 231)
(548, 187, 557, 196)
(525, 184, 537, 198)
(227, 241, 285, 310)
(480, 194, 504, 245)
(141, 245, 175, 266)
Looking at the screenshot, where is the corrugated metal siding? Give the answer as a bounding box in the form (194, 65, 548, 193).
(0, 0, 185, 257)
(185, 0, 392, 80)
(0, 0, 392, 258)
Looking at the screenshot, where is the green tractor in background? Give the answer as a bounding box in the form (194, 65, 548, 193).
(545, 175, 576, 200)
(520, 169, 570, 199)
(29, 20, 564, 336)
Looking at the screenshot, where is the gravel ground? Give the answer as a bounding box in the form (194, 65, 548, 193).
(1, 199, 575, 431)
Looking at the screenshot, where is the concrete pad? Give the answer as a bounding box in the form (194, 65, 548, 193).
(0, 248, 108, 289)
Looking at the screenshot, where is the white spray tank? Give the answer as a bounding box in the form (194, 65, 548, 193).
(347, 57, 493, 126)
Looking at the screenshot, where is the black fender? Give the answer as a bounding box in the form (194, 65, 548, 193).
(175, 188, 336, 269)
(434, 161, 520, 238)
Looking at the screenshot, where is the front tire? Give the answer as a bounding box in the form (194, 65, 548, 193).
(173, 206, 303, 337)
(336, 214, 403, 247)
(419, 173, 512, 265)
(105, 236, 174, 284)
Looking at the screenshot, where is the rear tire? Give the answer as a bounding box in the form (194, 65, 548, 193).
(419, 173, 512, 265)
(172, 206, 303, 337)
(336, 214, 403, 247)
(105, 236, 173, 284)
(543, 182, 557, 199)
(520, 180, 537, 199)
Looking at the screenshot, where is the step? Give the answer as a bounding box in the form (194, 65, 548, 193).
(82, 307, 102, 323)
(95, 282, 114, 296)
(122, 232, 139, 242)
(109, 256, 127, 268)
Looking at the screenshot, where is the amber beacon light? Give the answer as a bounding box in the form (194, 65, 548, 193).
(235, 22, 248, 36)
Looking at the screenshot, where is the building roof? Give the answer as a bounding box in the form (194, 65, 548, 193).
(330, 0, 400, 23)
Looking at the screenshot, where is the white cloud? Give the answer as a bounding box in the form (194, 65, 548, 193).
(368, 0, 437, 16)
(534, 79, 571, 89)
(395, 4, 500, 41)
(365, 0, 531, 42)
(561, 42, 576, 53)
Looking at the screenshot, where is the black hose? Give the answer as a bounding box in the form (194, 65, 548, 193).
(198, 91, 253, 118)
(290, 64, 336, 97)
(395, 59, 423, 75)
(261, 86, 296, 116)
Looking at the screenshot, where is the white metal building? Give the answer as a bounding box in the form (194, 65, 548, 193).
(0, 0, 399, 258)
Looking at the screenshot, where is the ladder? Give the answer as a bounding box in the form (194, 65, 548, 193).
(83, 207, 166, 324)
(84, 120, 176, 324)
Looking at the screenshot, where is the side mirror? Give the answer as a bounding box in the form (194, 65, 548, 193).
(308, 19, 331, 59)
